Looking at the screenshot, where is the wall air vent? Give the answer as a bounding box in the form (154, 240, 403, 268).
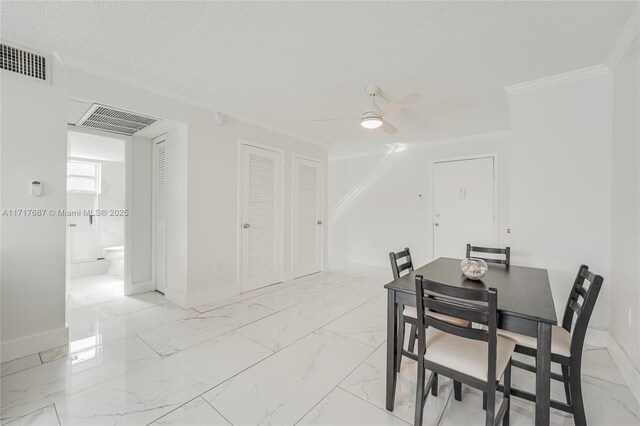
(0, 42, 50, 83)
(76, 104, 158, 136)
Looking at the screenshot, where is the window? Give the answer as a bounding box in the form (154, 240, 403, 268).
(67, 160, 101, 194)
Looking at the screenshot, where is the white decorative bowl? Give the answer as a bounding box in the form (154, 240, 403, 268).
(461, 258, 488, 280)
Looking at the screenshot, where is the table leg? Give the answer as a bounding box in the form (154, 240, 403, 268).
(386, 289, 398, 411)
(535, 322, 552, 426)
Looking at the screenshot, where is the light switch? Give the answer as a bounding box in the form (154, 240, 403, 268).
(30, 181, 42, 197)
(458, 187, 466, 200)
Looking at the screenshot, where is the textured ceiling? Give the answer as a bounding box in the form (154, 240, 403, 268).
(1, 1, 635, 147)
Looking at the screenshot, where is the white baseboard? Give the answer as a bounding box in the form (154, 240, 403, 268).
(607, 334, 640, 405)
(1, 326, 69, 362)
(184, 285, 238, 309)
(124, 280, 155, 296)
(163, 287, 188, 308)
(585, 327, 609, 348)
(162, 284, 240, 309)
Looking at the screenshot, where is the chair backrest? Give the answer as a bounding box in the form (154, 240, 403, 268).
(561, 265, 604, 357)
(466, 244, 511, 266)
(389, 247, 414, 279)
(415, 275, 499, 385)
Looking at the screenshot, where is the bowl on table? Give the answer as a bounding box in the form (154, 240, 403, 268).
(461, 258, 488, 280)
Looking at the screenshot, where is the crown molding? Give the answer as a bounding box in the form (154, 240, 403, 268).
(505, 65, 611, 96)
(606, 2, 640, 72)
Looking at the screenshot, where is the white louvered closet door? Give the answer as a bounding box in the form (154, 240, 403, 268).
(241, 144, 283, 292)
(292, 156, 323, 278)
(154, 138, 167, 294)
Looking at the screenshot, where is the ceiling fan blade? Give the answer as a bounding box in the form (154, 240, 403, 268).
(310, 118, 360, 122)
(375, 93, 422, 117)
(379, 121, 398, 135)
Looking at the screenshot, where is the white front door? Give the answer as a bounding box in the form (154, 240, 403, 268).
(241, 143, 283, 292)
(292, 156, 323, 278)
(433, 157, 496, 260)
(154, 137, 167, 294)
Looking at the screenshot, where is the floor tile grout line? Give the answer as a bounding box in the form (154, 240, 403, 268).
(176, 303, 385, 424)
(52, 402, 62, 426)
(137, 276, 372, 357)
(4, 278, 381, 379)
(62, 275, 373, 364)
(201, 395, 234, 426)
(292, 340, 385, 426)
(193, 272, 330, 314)
(336, 337, 457, 426)
(230, 292, 373, 356)
(232, 330, 279, 353)
(6, 273, 399, 418)
(231, 279, 386, 355)
(135, 333, 166, 360)
(337, 386, 414, 426)
(1, 402, 58, 426)
(434, 382, 455, 426)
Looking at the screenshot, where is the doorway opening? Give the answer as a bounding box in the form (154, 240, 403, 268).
(66, 129, 127, 306)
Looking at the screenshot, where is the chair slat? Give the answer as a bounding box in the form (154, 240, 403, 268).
(580, 268, 596, 282)
(569, 299, 582, 316)
(466, 244, 510, 266)
(395, 248, 410, 258)
(481, 258, 509, 265)
(424, 297, 488, 325)
(424, 278, 489, 302)
(398, 262, 412, 273)
(424, 315, 489, 342)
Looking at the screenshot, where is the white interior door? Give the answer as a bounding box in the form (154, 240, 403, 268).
(433, 157, 496, 259)
(241, 143, 283, 292)
(292, 156, 323, 278)
(154, 138, 167, 294)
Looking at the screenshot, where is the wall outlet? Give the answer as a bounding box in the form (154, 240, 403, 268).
(214, 261, 221, 272)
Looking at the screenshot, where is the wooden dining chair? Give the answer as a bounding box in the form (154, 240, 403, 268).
(414, 276, 514, 426)
(466, 244, 511, 266)
(487, 265, 603, 426)
(389, 248, 468, 379)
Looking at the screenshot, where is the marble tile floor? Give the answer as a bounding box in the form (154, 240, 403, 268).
(1, 264, 638, 425)
(67, 275, 125, 309)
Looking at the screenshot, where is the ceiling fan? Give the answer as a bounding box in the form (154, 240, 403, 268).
(311, 86, 422, 135)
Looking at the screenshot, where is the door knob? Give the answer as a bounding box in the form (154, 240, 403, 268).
(317, 220, 323, 225)
(69, 223, 77, 227)
(243, 223, 250, 229)
(434, 223, 440, 227)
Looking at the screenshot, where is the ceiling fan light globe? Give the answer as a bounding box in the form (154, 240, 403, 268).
(361, 117, 383, 129)
(360, 112, 383, 129)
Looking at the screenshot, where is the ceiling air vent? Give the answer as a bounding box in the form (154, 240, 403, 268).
(77, 104, 158, 135)
(1, 42, 50, 83)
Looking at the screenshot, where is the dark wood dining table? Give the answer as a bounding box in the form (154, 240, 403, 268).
(384, 257, 557, 426)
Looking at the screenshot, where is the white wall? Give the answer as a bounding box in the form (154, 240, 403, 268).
(130, 137, 153, 286)
(328, 133, 511, 269)
(611, 33, 640, 371)
(187, 121, 328, 303)
(68, 70, 328, 309)
(0, 62, 69, 361)
(165, 125, 189, 304)
(509, 75, 613, 331)
(0, 58, 328, 359)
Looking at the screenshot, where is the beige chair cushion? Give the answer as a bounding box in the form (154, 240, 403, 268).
(424, 327, 516, 382)
(403, 306, 469, 327)
(497, 325, 572, 357)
